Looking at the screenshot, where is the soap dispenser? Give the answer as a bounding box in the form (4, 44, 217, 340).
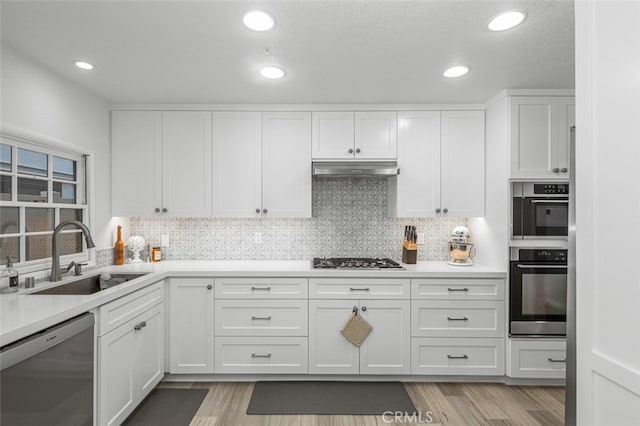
(1, 256, 19, 294)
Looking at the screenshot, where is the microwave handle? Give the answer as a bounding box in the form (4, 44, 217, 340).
(529, 200, 569, 204)
(516, 264, 568, 269)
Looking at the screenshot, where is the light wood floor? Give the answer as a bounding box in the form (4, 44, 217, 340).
(157, 381, 564, 426)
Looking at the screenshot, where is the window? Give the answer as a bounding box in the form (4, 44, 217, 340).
(0, 134, 90, 272)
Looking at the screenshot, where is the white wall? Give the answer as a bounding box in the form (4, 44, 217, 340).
(0, 43, 121, 249)
(575, 2, 640, 425)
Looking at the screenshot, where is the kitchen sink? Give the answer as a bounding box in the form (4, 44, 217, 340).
(31, 273, 148, 295)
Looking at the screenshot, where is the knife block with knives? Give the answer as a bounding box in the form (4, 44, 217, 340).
(402, 225, 417, 264)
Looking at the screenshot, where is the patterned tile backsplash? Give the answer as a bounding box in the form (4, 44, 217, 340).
(126, 178, 466, 262)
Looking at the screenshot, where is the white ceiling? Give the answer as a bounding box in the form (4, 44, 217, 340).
(0, 0, 575, 104)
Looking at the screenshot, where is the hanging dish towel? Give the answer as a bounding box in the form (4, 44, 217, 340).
(341, 311, 373, 347)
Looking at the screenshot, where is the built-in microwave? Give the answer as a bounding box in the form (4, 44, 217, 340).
(512, 183, 569, 239)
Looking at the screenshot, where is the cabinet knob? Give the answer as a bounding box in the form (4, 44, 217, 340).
(262, 208, 268, 214)
(435, 208, 441, 214)
(154, 208, 160, 213)
(355, 148, 361, 154)
(361, 306, 367, 312)
(348, 148, 354, 154)
(443, 208, 449, 214)
(207, 284, 212, 290)
(256, 208, 261, 213)
(162, 208, 168, 213)
(560, 168, 568, 173)
(552, 168, 560, 173)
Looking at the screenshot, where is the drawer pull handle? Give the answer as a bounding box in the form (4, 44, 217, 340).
(447, 316, 469, 321)
(251, 353, 272, 358)
(548, 358, 567, 363)
(349, 287, 370, 291)
(251, 286, 272, 291)
(134, 321, 147, 331)
(447, 354, 469, 360)
(251, 316, 272, 320)
(447, 288, 469, 292)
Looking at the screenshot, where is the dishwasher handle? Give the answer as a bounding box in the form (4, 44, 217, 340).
(0, 313, 94, 371)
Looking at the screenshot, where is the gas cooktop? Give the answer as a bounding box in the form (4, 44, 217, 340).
(312, 257, 405, 270)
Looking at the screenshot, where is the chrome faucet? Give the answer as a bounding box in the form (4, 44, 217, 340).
(50, 221, 96, 282)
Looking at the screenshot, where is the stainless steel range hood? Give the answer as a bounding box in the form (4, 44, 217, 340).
(312, 161, 399, 178)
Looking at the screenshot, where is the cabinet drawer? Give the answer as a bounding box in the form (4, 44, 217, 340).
(507, 339, 566, 379)
(214, 278, 307, 299)
(215, 337, 308, 374)
(309, 278, 410, 299)
(215, 300, 308, 336)
(412, 278, 504, 300)
(412, 337, 505, 375)
(98, 281, 164, 336)
(412, 300, 505, 337)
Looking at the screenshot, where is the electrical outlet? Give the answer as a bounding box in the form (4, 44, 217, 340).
(161, 234, 170, 246)
(417, 232, 425, 245)
(254, 232, 263, 244)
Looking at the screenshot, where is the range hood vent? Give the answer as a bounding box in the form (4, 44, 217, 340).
(312, 161, 399, 178)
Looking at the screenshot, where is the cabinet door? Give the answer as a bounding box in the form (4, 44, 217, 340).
(98, 318, 136, 426)
(354, 111, 397, 159)
(394, 111, 441, 217)
(359, 300, 410, 375)
(308, 300, 359, 374)
(262, 112, 312, 218)
(111, 111, 162, 216)
(212, 112, 262, 217)
(161, 111, 212, 217)
(311, 112, 354, 159)
(510, 97, 559, 178)
(557, 97, 575, 176)
(440, 111, 485, 217)
(169, 278, 214, 373)
(134, 304, 165, 398)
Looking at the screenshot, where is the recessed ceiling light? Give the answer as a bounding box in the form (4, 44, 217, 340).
(488, 11, 525, 31)
(259, 66, 286, 79)
(443, 66, 469, 78)
(74, 61, 94, 70)
(242, 10, 275, 31)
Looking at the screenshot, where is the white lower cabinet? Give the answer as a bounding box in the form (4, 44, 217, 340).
(215, 337, 308, 374)
(98, 301, 164, 426)
(411, 300, 505, 338)
(412, 337, 505, 376)
(169, 278, 215, 373)
(214, 299, 307, 337)
(308, 299, 410, 375)
(507, 339, 567, 379)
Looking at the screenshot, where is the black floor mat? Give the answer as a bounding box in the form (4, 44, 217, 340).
(123, 388, 208, 426)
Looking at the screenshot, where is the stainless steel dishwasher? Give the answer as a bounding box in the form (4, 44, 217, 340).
(1, 313, 94, 425)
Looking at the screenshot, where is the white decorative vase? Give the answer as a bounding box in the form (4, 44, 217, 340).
(128, 236, 146, 263)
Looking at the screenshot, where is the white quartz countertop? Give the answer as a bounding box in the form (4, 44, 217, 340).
(1, 260, 505, 347)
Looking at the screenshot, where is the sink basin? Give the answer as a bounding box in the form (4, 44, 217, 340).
(32, 273, 148, 295)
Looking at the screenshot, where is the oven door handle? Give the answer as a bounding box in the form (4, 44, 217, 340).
(529, 200, 569, 204)
(516, 264, 568, 269)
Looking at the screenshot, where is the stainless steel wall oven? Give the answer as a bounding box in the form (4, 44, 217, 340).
(510, 248, 567, 336)
(512, 182, 569, 239)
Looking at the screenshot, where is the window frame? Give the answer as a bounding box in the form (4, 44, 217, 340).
(0, 125, 95, 275)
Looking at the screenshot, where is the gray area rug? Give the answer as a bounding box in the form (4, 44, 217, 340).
(123, 388, 208, 426)
(246, 381, 417, 415)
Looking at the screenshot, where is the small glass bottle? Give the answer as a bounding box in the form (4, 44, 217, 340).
(152, 247, 162, 262)
(114, 226, 125, 265)
(1, 256, 19, 293)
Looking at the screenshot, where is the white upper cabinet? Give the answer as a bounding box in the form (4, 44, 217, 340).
(509, 96, 574, 179)
(161, 111, 212, 216)
(111, 111, 162, 217)
(440, 111, 485, 217)
(262, 112, 312, 218)
(111, 110, 212, 217)
(213, 111, 312, 218)
(212, 112, 262, 217)
(393, 110, 485, 217)
(354, 112, 397, 159)
(312, 111, 397, 160)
